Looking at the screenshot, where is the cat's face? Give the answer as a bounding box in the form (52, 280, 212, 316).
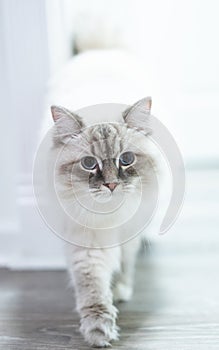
(51, 98, 155, 201)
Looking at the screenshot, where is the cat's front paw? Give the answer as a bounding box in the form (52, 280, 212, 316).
(113, 282, 133, 302)
(80, 304, 119, 347)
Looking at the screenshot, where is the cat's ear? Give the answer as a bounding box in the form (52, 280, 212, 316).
(122, 97, 152, 135)
(51, 105, 85, 144)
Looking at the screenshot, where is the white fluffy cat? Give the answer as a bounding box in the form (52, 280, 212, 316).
(40, 32, 171, 347)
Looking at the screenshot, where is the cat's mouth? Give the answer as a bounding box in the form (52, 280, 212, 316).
(89, 182, 119, 202)
(89, 183, 125, 204)
(88, 181, 137, 204)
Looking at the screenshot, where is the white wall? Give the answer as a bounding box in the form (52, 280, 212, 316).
(0, 0, 72, 269)
(0, 0, 19, 260)
(66, 0, 219, 161)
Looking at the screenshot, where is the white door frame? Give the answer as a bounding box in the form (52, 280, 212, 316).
(0, 0, 73, 269)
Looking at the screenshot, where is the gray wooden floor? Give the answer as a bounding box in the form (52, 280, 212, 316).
(1, 248, 219, 350)
(1, 169, 219, 349)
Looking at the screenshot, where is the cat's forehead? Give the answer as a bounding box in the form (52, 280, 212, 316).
(85, 123, 127, 159)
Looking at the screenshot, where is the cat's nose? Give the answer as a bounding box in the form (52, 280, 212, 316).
(103, 183, 118, 192)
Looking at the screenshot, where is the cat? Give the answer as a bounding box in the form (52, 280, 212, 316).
(40, 32, 171, 346)
(40, 96, 169, 348)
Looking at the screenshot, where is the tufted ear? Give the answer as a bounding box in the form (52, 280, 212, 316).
(51, 105, 85, 144)
(122, 97, 152, 135)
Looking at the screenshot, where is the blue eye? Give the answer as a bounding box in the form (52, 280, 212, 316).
(119, 152, 135, 166)
(81, 156, 97, 170)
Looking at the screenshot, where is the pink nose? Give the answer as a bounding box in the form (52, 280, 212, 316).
(103, 183, 118, 191)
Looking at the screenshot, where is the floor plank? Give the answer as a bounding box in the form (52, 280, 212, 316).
(1, 245, 219, 350)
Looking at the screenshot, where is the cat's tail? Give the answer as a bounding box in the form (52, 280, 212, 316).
(73, 11, 125, 53)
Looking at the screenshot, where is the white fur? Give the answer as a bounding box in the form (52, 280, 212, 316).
(41, 47, 171, 347)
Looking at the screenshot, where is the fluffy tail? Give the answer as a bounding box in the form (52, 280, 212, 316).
(73, 11, 125, 53)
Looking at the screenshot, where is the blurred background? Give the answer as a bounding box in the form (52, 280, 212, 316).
(0, 0, 218, 269)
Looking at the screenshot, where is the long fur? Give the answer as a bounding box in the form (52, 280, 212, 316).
(42, 46, 171, 347)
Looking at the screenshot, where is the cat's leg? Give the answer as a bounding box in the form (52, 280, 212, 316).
(113, 236, 141, 302)
(66, 244, 121, 348)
